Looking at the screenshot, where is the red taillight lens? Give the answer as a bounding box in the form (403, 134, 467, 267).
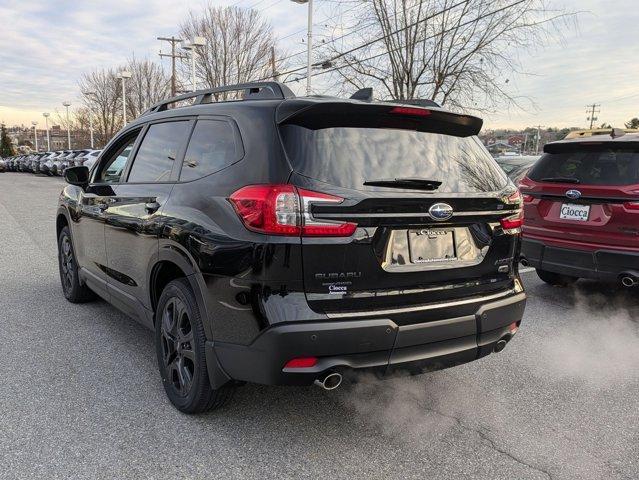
(389, 106, 431, 117)
(229, 184, 300, 235)
(623, 201, 639, 211)
(500, 209, 524, 232)
(284, 357, 318, 369)
(229, 185, 357, 237)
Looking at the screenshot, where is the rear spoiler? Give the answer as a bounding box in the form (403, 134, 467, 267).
(276, 100, 483, 137)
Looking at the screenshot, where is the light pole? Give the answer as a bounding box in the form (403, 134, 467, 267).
(31, 121, 38, 152)
(182, 36, 206, 92)
(117, 71, 132, 125)
(291, 0, 313, 95)
(42, 113, 51, 151)
(62, 101, 72, 149)
(82, 91, 96, 149)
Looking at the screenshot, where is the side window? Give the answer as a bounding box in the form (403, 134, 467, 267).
(97, 133, 139, 184)
(127, 121, 190, 183)
(179, 120, 239, 181)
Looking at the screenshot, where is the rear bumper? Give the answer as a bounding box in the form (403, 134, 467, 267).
(209, 290, 526, 386)
(521, 238, 639, 281)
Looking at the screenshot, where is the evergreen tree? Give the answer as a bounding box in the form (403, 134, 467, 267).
(0, 124, 14, 157)
(625, 118, 639, 129)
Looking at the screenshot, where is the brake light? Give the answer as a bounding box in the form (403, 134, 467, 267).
(623, 202, 639, 211)
(389, 106, 431, 117)
(284, 357, 318, 369)
(229, 185, 357, 237)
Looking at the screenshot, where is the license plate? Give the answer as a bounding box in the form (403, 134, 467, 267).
(408, 229, 456, 263)
(559, 203, 590, 221)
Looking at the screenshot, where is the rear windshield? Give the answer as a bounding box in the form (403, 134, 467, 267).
(529, 146, 639, 185)
(280, 125, 507, 193)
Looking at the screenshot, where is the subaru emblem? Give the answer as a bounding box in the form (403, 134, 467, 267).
(566, 189, 581, 200)
(429, 203, 454, 221)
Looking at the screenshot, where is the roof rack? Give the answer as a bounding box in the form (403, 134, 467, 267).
(143, 81, 296, 116)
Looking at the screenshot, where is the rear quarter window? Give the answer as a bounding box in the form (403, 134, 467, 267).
(179, 119, 241, 181)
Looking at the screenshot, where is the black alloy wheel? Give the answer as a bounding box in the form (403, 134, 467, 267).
(57, 226, 95, 303)
(155, 279, 233, 413)
(160, 297, 196, 397)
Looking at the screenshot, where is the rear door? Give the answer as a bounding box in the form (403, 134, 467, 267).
(103, 119, 192, 323)
(521, 141, 639, 249)
(278, 102, 521, 319)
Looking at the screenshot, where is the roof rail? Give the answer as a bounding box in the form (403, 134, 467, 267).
(143, 81, 296, 116)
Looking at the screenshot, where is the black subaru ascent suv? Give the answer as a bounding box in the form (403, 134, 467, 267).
(57, 82, 526, 413)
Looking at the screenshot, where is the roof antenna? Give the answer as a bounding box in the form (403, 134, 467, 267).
(610, 127, 626, 139)
(350, 88, 373, 102)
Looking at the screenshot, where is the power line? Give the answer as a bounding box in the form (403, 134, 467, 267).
(259, 0, 471, 82)
(282, 0, 527, 86)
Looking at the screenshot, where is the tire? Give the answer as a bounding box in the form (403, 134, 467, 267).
(536, 268, 578, 287)
(155, 278, 233, 414)
(58, 226, 96, 303)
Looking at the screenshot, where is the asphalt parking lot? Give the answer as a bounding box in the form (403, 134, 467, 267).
(0, 172, 637, 480)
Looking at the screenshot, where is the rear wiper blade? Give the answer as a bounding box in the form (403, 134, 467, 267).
(363, 177, 442, 190)
(540, 177, 581, 184)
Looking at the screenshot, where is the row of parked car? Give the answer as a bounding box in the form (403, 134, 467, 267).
(0, 149, 101, 175)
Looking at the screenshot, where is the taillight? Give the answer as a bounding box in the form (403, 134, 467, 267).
(623, 201, 639, 211)
(500, 209, 524, 234)
(229, 185, 357, 237)
(389, 106, 431, 117)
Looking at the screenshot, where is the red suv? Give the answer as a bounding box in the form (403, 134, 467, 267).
(520, 132, 639, 287)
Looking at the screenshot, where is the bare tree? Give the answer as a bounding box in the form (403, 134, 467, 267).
(180, 5, 278, 93)
(124, 55, 171, 117)
(77, 58, 169, 147)
(320, 0, 575, 112)
(78, 68, 121, 147)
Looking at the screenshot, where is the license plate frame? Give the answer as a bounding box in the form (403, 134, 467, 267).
(559, 203, 590, 222)
(408, 228, 457, 264)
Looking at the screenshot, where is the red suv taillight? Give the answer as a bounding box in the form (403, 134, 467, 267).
(500, 209, 524, 234)
(229, 184, 357, 237)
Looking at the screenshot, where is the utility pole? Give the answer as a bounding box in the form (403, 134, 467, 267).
(535, 125, 544, 155)
(271, 46, 279, 81)
(586, 104, 601, 129)
(158, 36, 186, 97)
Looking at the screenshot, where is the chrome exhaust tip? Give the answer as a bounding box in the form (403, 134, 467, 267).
(621, 276, 637, 288)
(493, 338, 508, 353)
(314, 372, 343, 391)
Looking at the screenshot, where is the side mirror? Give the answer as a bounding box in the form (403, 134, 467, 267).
(64, 165, 90, 188)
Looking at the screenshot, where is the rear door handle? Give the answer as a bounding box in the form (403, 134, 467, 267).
(145, 201, 161, 213)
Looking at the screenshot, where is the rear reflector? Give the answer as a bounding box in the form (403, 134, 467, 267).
(509, 322, 519, 334)
(623, 201, 639, 210)
(284, 357, 318, 369)
(389, 106, 432, 117)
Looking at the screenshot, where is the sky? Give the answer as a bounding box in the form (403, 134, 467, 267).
(0, 0, 638, 130)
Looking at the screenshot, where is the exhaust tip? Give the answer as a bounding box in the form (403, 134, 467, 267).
(493, 339, 508, 353)
(621, 275, 637, 288)
(314, 372, 342, 391)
